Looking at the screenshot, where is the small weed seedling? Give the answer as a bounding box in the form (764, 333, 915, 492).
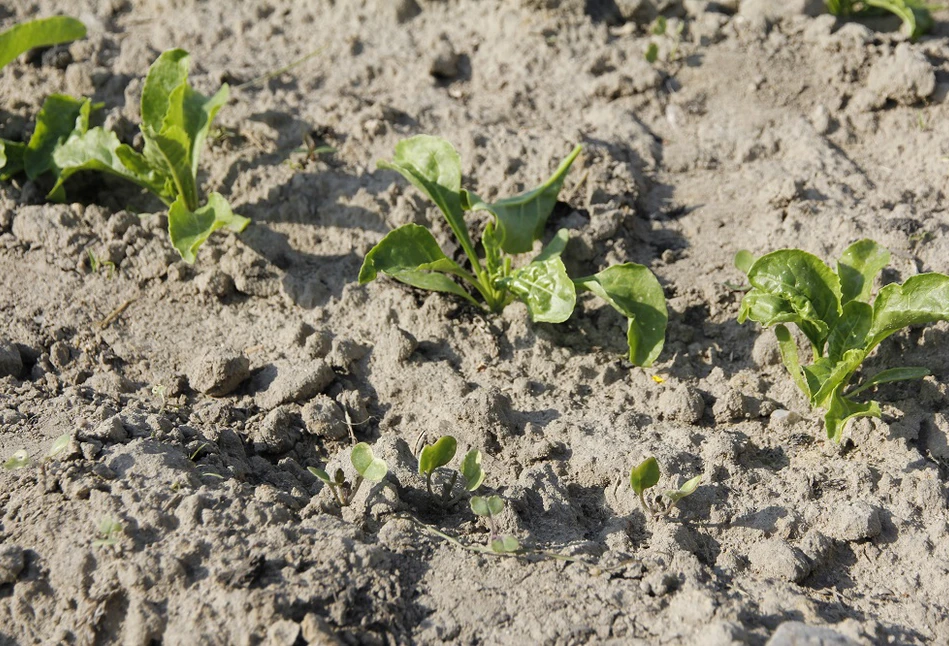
(418, 435, 484, 505)
(50, 49, 250, 263)
(737, 239, 949, 441)
(86, 248, 116, 278)
(93, 517, 122, 548)
(3, 434, 71, 471)
(826, 0, 934, 40)
(308, 442, 388, 507)
(470, 495, 519, 553)
(360, 135, 667, 366)
(630, 457, 701, 518)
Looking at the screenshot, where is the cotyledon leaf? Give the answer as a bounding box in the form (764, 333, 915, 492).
(0, 16, 86, 70)
(466, 144, 582, 254)
(574, 263, 668, 367)
(500, 256, 576, 324)
(629, 457, 660, 495)
(351, 443, 387, 482)
(418, 436, 457, 475)
(167, 192, 250, 264)
(837, 239, 890, 305)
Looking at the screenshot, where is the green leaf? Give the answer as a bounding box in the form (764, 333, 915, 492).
(490, 535, 520, 553)
(775, 324, 810, 397)
(141, 49, 190, 133)
(50, 127, 167, 200)
(47, 434, 71, 459)
(501, 256, 576, 324)
(734, 250, 756, 275)
(167, 192, 250, 264)
(378, 136, 477, 264)
(418, 435, 457, 475)
(351, 442, 388, 482)
(470, 494, 504, 517)
(2, 449, 30, 470)
(664, 474, 701, 504)
(486, 495, 504, 515)
(0, 141, 5, 169)
(740, 250, 842, 351)
(0, 139, 25, 179)
(460, 449, 485, 492)
(848, 366, 931, 398)
(868, 273, 949, 350)
(574, 263, 668, 367)
(645, 42, 659, 63)
(358, 224, 479, 305)
(534, 228, 571, 263)
(837, 239, 890, 305)
(148, 124, 199, 210)
(307, 466, 333, 484)
(24, 94, 91, 180)
(824, 386, 881, 443)
(810, 348, 866, 408)
(0, 16, 86, 70)
(629, 457, 660, 496)
(827, 300, 872, 363)
(466, 145, 581, 254)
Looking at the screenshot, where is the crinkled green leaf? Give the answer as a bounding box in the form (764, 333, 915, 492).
(141, 49, 190, 133)
(351, 442, 387, 482)
(466, 145, 582, 254)
(868, 273, 949, 350)
(50, 127, 166, 200)
(629, 457, 660, 495)
(825, 386, 881, 443)
(378, 136, 476, 261)
(24, 94, 91, 180)
(358, 224, 478, 305)
(827, 300, 872, 363)
(501, 256, 576, 324)
(837, 239, 890, 305)
(460, 449, 485, 492)
(418, 435, 457, 475)
(740, 250, 842, 351)
(0, 141, 5, 169)
(0, 139, 24, 179)
(734, 250, 756, 275)
(168, 192, 250, 264)
(775, 324, 810, 397)
(575, 263, 668, 367)
(161, 79, 228, 179)
(810, 348, 866, 408)
(848, 366, 931, 398)
(0, 16, 86, 70)
(149, 124, 198, 210)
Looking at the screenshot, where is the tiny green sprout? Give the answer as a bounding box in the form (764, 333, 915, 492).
(470, 495, 518, 553)
(93, 517, 122, 548)
(86, 249, 116, 278)
(662, 474, 702, 509)
(309, 442, 388, 507)
(418, 435, 485, 505)
(3, 449, 30, 471)
(629, 457, 661, 517)
(645, 42, 659, 63)
(48, 434, 70, 459)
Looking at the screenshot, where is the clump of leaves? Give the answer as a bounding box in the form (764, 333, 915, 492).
(470, 495, 519, 553)
(360, 135, 667, 366)
(418, 435, 484, 505)
(630, 457, 701, 518)
(0, 16, 88, 173)
(50, 48, 249, 263)
(826, 0, 935, 40)
(737, 240, 949, 441)
(308, 442, 388, 507)
(93, 517, 123, 548)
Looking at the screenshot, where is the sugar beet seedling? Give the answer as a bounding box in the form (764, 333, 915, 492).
(417, 435, 485, 505)
(360, 135, 668, 367)
(736, 239, 949, 441)
(309, 442, 388, 507)
(629, 457, 701, 519)
(470, 495, 519, 553)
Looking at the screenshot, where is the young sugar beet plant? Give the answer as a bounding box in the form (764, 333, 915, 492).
(629, 457, 701, 519)
(308, 442, 388, 507)
(736, 240, 949, 442)
(359, 135, 668, 367)
(417, 435, 484, 506)
(47, 49, 249, 263)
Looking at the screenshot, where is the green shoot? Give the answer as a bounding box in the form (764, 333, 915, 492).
(361, 135, 668, 366)
(826, 0, 935, 41)
(0, 16, 86, 70)
(630, 457, 702, 519)
(3, 434, 72, 471)
(87, 249, 116, 278)
(92, 517, 122, 547)
(417, 435, 485, 505)
(309, 442, 388, 507)
(470, 495, 519, 553)
(737, 239, 949, 441)
(3, 449, 30, 471)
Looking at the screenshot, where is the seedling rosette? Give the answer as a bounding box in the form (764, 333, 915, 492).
(308, 442, 388, 507)
(360, 135, 668, 367)
(470, 495, 519, 553)
(737, 239, 949, 441)
(48, 49, 249, 263)
(630, 456, 701, 518)
(418, 435, 485, 505)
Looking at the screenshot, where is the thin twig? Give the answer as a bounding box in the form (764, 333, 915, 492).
(233, 48, 325, 92)
(98, 299, 134, 330)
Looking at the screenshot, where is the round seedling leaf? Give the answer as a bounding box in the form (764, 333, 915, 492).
(308, 466, 332, 484)
(665, 475, 702, 504)
(490, 535, 520, 553)
(47, 434, 71, 459)
(486, 495, 505, 516)
(418, 435, 457, 475)
(351, 442, 387, 482)
(3, 449, 30, 470)
(460, 449, 485, 492)
(629, 457, 660, 496)
(470, 495, 490, 517)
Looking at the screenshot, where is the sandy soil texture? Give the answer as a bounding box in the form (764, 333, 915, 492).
(2, 0, 949, 644)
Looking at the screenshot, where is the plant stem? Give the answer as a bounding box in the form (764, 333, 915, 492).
(638, 491, 653, 518)
(348, 476, 364, 505)
(426, 471, 434, 498)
